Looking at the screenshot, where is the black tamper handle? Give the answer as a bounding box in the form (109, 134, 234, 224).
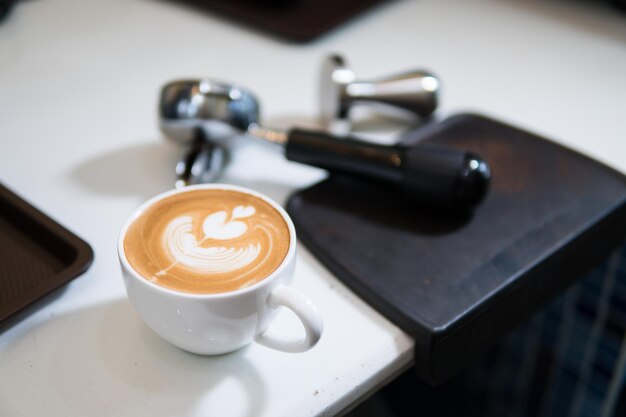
(285, 128, 491, 210)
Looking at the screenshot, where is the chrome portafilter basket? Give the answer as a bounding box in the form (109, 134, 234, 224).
(159, 79, 260, 187)
(160, 79, 260, 146)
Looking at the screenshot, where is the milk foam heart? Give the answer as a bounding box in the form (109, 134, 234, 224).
(232, 205, 255, 220)
(123, 189, 290, 294)
(202, 205, 255, 240)
(157, 208, 261, 276)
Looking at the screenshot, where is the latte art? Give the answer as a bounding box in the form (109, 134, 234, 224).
(123, 189, 290, 294)
(159, 207, 262, 275)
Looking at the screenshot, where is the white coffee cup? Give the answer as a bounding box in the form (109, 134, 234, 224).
(118, 184, 323, 354)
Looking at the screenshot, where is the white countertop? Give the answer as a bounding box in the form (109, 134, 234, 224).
(0, 0, 624, 416)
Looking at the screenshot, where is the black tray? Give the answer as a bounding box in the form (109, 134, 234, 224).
(0, 183, 93, 325)
(167, 0, 390, 42)
(286, 114, 626, 384)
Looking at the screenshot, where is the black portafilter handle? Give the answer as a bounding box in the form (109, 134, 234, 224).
(284, 128, 491, 210)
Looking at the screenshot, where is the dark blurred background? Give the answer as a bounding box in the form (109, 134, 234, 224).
(348, 244, 626, 417)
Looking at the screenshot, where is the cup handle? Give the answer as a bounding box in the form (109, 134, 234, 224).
(255, 284, 323, 353)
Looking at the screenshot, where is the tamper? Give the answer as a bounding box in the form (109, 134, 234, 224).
(319, 54, 440, 130)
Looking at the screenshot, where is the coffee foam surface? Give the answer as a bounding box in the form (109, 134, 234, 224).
(124, 189, 290, 294)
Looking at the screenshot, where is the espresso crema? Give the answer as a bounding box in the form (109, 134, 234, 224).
(123, 189, 290, 294)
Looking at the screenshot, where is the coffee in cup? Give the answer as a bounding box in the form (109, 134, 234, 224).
(118, 184, 322, 355)
(123, 188, 290, 294)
